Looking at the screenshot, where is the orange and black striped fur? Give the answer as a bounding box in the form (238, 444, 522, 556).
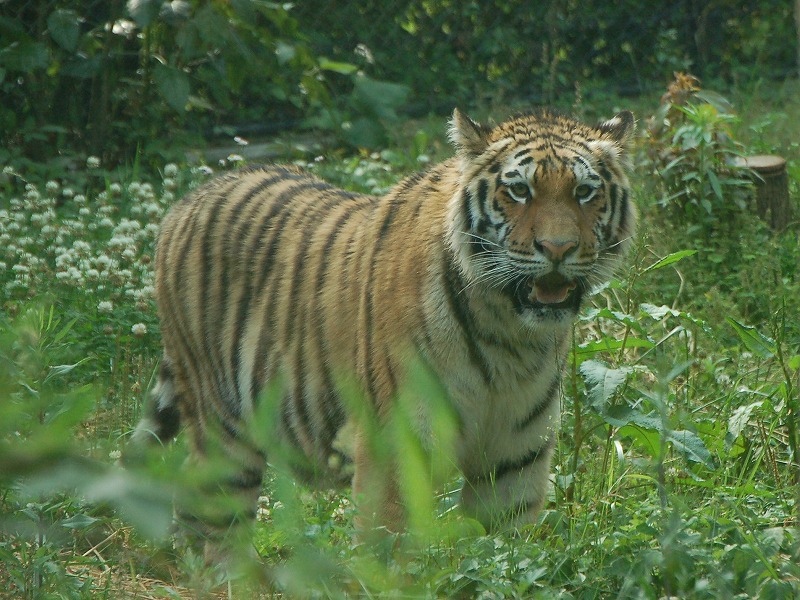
(133, 109, 636, 544)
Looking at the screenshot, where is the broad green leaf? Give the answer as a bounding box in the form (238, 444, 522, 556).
(694, 89, 735, 114)
(0, 40, 48, 72)
(668, 429, 715, 468)
(352, 74, 410, 120)
(707, 169, 723, 201)
(642, 250, 697, 273)
(48, 9, 80, 52)
(602, 403, 638, 427)
(726, 317, 776, 358)
(319, 57, 359, 75)
(728, 401, 762, 439)
(45, 357, 91, 382)
(580, 360, 633, 408)
(61, 513, 99, 530)
(154, 64, 190, 113)
(639, 303, 680, 320)
(126, 0, 161, 27)
(618, 424, 662, 459)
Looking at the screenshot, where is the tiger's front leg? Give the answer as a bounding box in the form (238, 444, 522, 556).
(459, 434, 557, 532)
(351, 429, 406, 538)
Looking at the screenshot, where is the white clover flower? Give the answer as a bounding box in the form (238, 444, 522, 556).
(73, 240, 91, 254)
(196, 165, 214, 176)
(122, 247, 136, 261)
(108, 449, 122, 461)
(87, 156, 101, 169)
(55, 252, 72, 268)
(25, 187, 40, 203)
(0, 261, 6, 272)
(73, 194, 86, 205)
(99, 217, 114, 228)
(2, 166, 13, 174)
(0, 209, 8, 220)
(86, 268, 100, 279)
(128, 182, 141, 196)
(145, 202, 162, 218)
(160, 191, 174, 205)
(79, 207, 91, 217)
(62, 187, 74, 199)
(45, 180, 59, 194)
(109, 183, 122, 196)
(131, 323, 147, 337)
(164, 163, 179, 177)
(227, 153, 244, 163)
(11, 264, 29, 274)
(109, 234, 135, 250)
(138, 183, 154, 199)
(162, 177, 177, 191)
(97, 300, 113, 313)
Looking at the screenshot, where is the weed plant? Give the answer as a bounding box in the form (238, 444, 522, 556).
(1, 94, 799, 598)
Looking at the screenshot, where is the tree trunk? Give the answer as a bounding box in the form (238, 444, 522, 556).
(734, 155, 793, 231)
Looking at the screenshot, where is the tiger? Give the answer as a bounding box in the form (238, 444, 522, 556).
(131, 108, 636, 551)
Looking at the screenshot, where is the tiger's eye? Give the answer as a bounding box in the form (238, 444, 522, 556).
(575, 184, 594, 200)
(507, 182, 530, 199)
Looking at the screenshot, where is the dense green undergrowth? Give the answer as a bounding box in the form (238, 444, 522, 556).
(1, 83, 799, 598)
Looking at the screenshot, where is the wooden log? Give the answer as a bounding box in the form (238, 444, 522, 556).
(733, 155, 793, 231)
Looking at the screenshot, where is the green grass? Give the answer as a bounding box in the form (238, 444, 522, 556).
(1, 82, 799, 599)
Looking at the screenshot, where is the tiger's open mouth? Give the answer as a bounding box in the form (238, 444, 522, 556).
(512, 272, 582, 312)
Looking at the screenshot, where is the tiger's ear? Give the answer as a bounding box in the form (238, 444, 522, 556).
(597, 111, 635, 147)
(449, 108, 489, 157)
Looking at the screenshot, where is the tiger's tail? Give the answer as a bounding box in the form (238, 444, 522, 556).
(131, 357, 182, 447)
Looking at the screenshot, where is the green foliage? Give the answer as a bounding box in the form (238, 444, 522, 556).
(2, 86, 800, 596)
(0, 304, 174, 598)
(0, 1, 330, 168)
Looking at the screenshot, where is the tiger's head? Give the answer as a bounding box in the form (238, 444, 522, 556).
(447, 109, 636, 326)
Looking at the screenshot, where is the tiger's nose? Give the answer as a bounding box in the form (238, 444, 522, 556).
(535, 239, 578, 262)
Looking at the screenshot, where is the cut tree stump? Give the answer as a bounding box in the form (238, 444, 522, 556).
(733, 154, 793, 231)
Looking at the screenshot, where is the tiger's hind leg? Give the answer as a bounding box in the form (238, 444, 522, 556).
(128, 355, 266, 568)
(175, 440, 267, 568)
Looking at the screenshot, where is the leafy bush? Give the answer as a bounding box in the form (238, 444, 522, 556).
(0, 1, 329, 169)
(2, 95, 799, 597)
